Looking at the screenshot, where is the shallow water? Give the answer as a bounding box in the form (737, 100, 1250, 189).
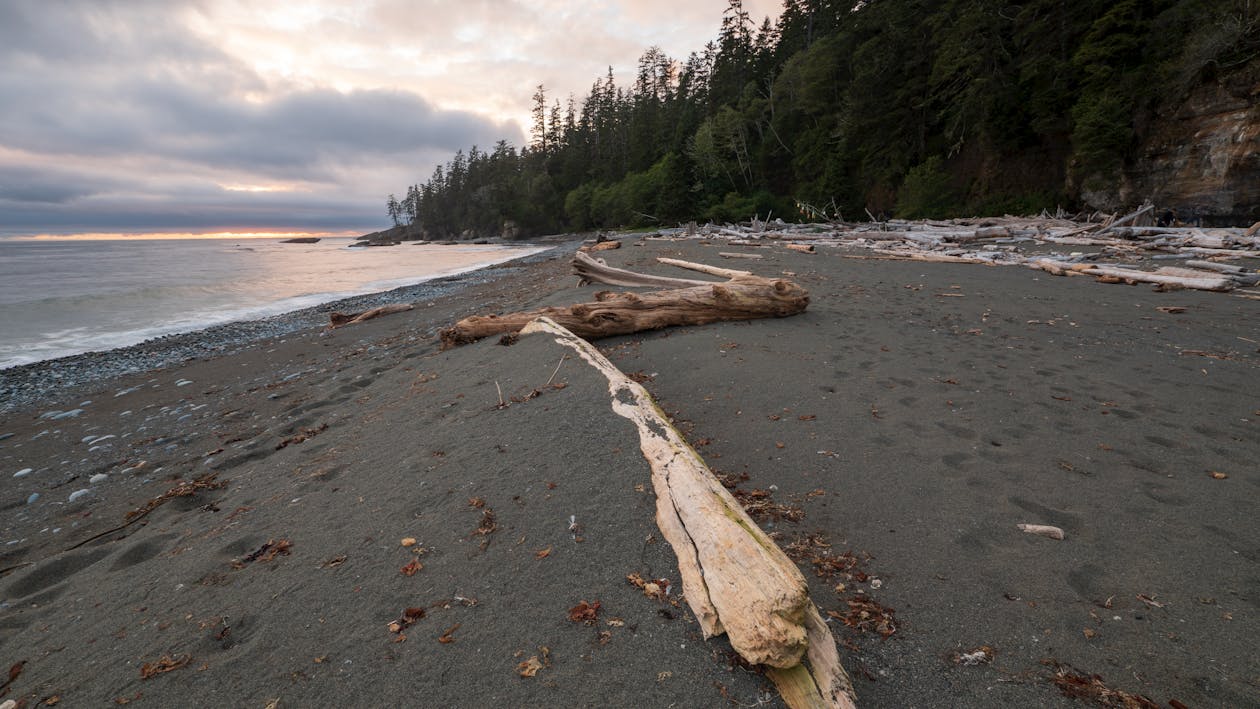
(0, 237, 542, 368)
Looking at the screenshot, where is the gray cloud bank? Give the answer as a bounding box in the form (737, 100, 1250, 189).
(0, 1, 521, 235)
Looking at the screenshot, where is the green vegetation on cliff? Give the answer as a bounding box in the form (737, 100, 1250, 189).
(390, 0, 1259, 237)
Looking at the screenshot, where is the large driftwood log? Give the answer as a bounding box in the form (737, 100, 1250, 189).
(520, 317, 856, 709)
(441, 256, 808, 347)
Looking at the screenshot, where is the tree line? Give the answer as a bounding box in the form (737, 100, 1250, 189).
(387, 0, 1259, 238)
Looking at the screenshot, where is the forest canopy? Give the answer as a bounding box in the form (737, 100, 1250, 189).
(387, 0, 1260, 238)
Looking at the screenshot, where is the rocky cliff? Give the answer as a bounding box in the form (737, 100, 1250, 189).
(1087, 65, 1260, 225)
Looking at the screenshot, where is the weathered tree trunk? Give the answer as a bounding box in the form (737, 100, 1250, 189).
(441, 256, 808, 347)
(520, 317, 856, 709)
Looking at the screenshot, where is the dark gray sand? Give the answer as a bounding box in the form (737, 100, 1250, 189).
(1, 239, 1257, 707)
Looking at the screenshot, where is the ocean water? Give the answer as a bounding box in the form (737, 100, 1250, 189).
(0, 237, 543, 369)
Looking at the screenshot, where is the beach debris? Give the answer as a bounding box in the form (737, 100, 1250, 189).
(951, 646, 995, 666)
(520, 318, 856, 709)
(440, 254, 809, 347)
(534, 547, 551, 560)
(1, 661, 25, 696)
(568, 600, 601, 625)
(829, 597, 898, 638)
(327, 302, 415, 329)
(400, 537, 417, 547)
(231, 539, 292, 569)
(1136, 594, 1166, 608)
(1209, 471, 1229, 480)
(139, 654, 191, 679)
(437, 623, 461, 644)
(399, 559, 423, 576)
(638, 211, 1260, 297)
(387, 607, 426, 634)
(1047, 662, 1159, 708)
(626, 572, 671, 600)
(1018, 523, 1065, 540)
(1155, 306, 1188, 314)
(275, 423, 327, 450)
(517, 656, 545, 677)
(516, 647, 551, 677)
(472, 507, 496, 550)
(319, 555, 346, 569)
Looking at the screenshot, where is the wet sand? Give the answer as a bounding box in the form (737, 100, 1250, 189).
(0, 238, 1257, 707)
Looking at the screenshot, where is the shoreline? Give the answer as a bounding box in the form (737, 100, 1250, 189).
(0, 242, 574, 413)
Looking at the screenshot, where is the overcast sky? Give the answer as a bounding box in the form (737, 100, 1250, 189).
(0, 0, 780, 237)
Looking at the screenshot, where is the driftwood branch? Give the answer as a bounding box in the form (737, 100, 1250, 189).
(328, 303, 414, 328)
(441, 256, 808, 347)
(520, 317, 856, 708)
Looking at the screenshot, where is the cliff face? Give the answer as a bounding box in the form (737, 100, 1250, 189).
(1085, 67, 1260, 225)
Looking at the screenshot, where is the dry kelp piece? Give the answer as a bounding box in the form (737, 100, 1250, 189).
(399, 558, 423, 576)
(829, 597, 898, 638)
(1047, 662, 1160, 708)
(275, 423, 328, 450)
(516, 646, 552, 678)
(139, 654, 191, 679)
(387, 607, 427, 634)
(567, 600, 601, 624)
(626, 572, 671, 600)
(472, 507, 497, 550)
(726, 482, 805, 523)
(230, 539, 292, 569)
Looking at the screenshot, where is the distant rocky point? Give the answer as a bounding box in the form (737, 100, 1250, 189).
(280, 237, 320, 244)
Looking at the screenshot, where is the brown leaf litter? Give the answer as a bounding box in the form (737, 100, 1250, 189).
(1046, 661, 1160, 708)
(139, 654, 191, 679)
(275, 423, 328, 450)
(568, 600, 601, 624)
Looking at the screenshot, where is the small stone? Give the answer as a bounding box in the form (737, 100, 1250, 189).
(13, 468, 32, 478)
(26, 493, 39, 505)
(90, 474, 109, 484)
(67, 489, 92, 503)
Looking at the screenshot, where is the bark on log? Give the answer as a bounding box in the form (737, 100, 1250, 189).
(327, 303, 414, 328)
(441, 257, 808, 347)
(520, 317, 856, 708)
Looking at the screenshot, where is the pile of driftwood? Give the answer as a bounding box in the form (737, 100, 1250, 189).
(647, 205, 1260, 296)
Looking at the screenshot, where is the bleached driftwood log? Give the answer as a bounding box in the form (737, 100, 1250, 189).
(520, 317, 856, 709)
(1078, 264, 1235, 292)
(441, 256, 809, 347)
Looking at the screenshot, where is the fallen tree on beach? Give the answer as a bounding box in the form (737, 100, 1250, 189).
(439, 254, 809, 347)
(521, 317, 857, 709)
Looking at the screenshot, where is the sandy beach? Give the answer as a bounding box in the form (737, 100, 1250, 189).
(1, 238, 1257, 707)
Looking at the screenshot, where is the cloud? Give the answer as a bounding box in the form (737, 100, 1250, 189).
(0, 0, 520, 235)
(0, 0, 780, 236)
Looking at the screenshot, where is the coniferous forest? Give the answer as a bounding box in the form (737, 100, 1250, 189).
(387, 0, 1259, 238)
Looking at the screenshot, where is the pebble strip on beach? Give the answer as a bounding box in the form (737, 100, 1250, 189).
(0, 245, 569, 413)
